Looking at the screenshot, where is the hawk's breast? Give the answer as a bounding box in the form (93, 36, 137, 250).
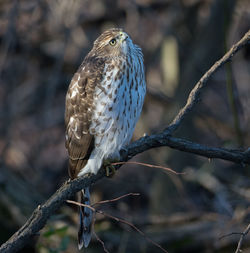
(89, 55, 145, 159)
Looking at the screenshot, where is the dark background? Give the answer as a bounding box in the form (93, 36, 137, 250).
(0, 0, 250, 252)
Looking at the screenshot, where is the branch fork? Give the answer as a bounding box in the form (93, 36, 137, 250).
(1, 29, 250, 253)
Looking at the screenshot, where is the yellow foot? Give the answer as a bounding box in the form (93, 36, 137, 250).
(103, 159, 118, 177)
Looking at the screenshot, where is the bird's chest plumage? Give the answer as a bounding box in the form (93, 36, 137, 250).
(89, 57, 145, 159)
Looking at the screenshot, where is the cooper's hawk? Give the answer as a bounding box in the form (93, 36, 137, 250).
(65, 28, 146, 249)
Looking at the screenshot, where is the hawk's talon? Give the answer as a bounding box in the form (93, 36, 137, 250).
(106, 165, 116, 177)
(103, 159, 118, 177)
(120, 147, 128, 159)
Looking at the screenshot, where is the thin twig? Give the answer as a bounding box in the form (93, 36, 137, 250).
(97, 210, 169, 253)
(92, 193, 140, 206)
(93, 231, 110, 253)
(219, 232, 244, 240)
(235, 223, 250, 253)
(111, 161, 184, 175)
(66, 200, 96, 212)
(219, 223, 250, 253)
(68, 200, 169, 253)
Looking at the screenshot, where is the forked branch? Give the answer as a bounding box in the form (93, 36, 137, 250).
(0, 30, 250, 253)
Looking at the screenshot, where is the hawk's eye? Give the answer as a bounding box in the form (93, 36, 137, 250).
(109, 38, 117, 46)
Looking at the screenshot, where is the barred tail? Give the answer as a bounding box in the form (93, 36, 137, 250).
(78, 187, 93, 249)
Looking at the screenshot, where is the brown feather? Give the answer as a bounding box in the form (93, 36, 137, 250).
(65, 54, 105, 178)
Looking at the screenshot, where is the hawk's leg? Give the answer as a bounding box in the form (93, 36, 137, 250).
(120, 147, 128, 159)
(103, 159, 119, 177)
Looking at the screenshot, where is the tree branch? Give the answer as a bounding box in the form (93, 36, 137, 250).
(165, 29, 250, 134)
(1, 30, 250, 253)
(0, 173, 105, 253)
(124, 135, 250, 165)
(235, 223, 250, 253)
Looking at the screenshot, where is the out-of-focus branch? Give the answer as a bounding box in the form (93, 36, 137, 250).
(0, 29, 249, 253)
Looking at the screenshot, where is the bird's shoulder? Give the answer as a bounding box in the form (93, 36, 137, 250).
(65, 55, 107, 120)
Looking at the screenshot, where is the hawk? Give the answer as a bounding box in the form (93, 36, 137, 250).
(65, 28, 146, 249)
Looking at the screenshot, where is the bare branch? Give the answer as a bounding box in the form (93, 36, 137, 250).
(0, 174, 105, 253)
(235, 223, 250, 253)
(66, 200, 96, 212)
(219, 232, 243, 240)
(68, 198, 169, 253)
(96, 210, 169, 253)
(93, 231, 110, 253)
(219, 223, 250, 253)
(123, 135, 250, 165)
(92, 192, 140, 206)
(0, 29, 250, 253)
(111, 161, 184, 175)
(166, 29, 250, 134)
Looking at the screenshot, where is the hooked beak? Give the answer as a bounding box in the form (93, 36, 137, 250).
(119, 32, 129, 42)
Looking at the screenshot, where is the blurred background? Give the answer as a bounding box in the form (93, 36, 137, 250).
(0, 0, 250, 252)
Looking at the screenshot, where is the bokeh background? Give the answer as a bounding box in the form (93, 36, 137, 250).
(0, 0, 250, 252)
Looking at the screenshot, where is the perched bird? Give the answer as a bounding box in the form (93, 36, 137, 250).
(65, 28, 146, 249)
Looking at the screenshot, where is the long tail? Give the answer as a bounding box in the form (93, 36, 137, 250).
(78, 187, 93, 249)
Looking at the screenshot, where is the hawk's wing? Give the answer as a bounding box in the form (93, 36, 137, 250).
(65, 56, 105, 178)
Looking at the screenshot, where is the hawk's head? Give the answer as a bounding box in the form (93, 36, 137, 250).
(91, 28, 135, 58)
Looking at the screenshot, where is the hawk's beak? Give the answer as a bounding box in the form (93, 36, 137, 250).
(120, 32, 129, 42)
